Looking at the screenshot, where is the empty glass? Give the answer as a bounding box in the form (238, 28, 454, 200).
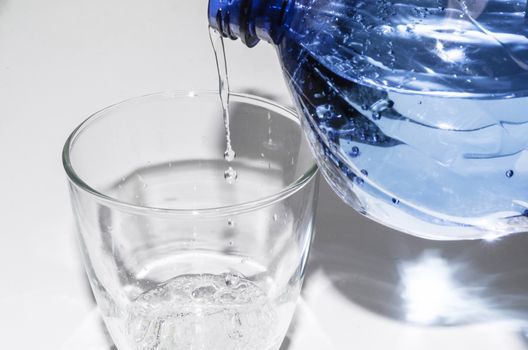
(62, 91, 319, 350)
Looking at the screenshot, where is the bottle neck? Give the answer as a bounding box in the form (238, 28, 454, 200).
(208, 0, 294, 47)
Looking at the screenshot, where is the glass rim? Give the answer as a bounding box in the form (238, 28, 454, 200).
(62, 91, 319, 216)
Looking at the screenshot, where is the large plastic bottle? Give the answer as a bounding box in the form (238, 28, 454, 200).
(208, 0, 528, 240)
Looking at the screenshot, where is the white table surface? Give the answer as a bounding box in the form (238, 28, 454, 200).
(2, 1, 528, 349)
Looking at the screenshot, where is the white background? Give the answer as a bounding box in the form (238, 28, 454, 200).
(1, 1, 528, 349)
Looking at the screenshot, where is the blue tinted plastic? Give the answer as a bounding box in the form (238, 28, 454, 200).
(208, 0, 528, 239)
(208, 0, 294, 46)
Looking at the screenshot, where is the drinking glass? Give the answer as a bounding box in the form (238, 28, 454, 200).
(62, 91, 319, 350)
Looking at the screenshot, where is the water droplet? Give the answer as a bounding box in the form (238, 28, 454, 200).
(340, 163, 356, 179)
(506, 170, 514, 178)
(316, 104, 336, 120)
(392, 198, 400, 205)
(273, 214, 278, 221)
(228, 240, 234, 246)
(224, 149, 236, 162)
(224, 167, 237, 184)
(361, 169, 369, 177)
(355, 178, 364, 186)
(260, 153, 265, 158)
(370, 99, 393, 120)
(168, 162, 173, 168)
(349, 146, 360, 158)
(227, 219, 234, 227)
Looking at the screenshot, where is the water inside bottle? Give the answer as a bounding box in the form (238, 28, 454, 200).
(275, 0, 528, 239)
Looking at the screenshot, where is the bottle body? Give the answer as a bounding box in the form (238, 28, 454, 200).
(210, 0, 528, 239)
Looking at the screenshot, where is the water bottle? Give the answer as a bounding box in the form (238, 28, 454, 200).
(208, 0, 528, 240)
